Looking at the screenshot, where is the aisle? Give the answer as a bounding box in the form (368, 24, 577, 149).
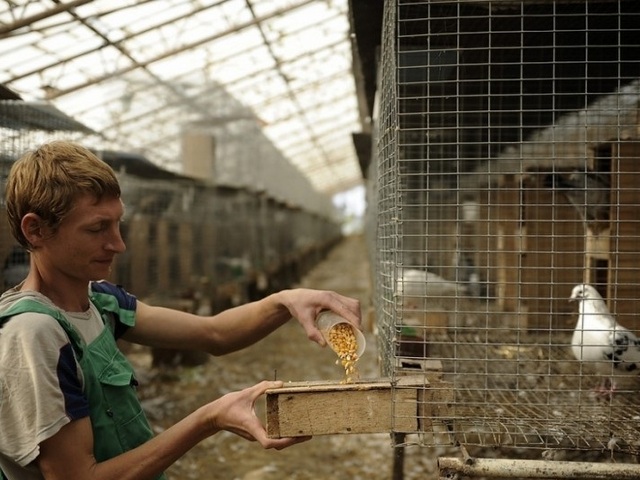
(296, 234, 372, 310)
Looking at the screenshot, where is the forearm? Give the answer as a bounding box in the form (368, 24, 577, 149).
(124, 293, 290, 354)
(128, 288, 360, 356)
(205, 290, 292, 355)
(92, 382, 301, 479)
(208, 288, 362, 355)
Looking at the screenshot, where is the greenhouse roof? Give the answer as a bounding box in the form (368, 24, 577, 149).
(0, 0, 368, 197)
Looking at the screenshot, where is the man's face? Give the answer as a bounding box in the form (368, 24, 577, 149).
(39, 193, 126, 284)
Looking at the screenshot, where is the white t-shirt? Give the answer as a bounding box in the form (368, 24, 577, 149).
(0, 289, 104, 479)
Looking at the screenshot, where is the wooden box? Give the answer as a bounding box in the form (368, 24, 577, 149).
(265, 375, 451, 438)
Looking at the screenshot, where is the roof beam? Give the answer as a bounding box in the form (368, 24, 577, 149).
(6, 0, 234, 82)
(243, 0, 340, 178)
(41, 0, 317, 100)
(55, 12, 344, 122)
(0, 0, 93, 38)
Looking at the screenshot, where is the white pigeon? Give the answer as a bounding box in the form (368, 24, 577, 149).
(397, 268, 468, 310)
(569, 284, 640, 395)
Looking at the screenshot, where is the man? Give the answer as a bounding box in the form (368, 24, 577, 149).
(0, 141, 361, 479)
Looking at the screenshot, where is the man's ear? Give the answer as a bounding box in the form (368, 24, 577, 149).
(21, 213, 46, 247)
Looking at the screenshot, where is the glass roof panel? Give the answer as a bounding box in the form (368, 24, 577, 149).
(1, 0, 363, 196)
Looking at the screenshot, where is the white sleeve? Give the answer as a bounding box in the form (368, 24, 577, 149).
(0, 312, 86, 467)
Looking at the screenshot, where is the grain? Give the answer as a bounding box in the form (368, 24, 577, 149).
(328, 322, 360, 383)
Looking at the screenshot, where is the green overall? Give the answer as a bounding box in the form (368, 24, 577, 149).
(0, 290, 166, 480)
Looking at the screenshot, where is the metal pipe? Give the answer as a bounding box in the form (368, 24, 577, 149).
(438, 457, 640, 479)
(6, 0, 234, 82)
(0, 0, 93, 38)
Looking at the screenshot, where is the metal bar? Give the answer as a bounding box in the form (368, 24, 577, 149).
(44, 0, 317, 100)
(6, 0, 234, 82)
(391, 433, 406, 480)
(438, 457, 640, 479)
(0, 0, 93, 38)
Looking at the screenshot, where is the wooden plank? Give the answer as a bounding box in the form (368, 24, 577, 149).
(265, 376, 451, 438)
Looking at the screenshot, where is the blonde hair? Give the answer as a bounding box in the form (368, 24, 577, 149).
(5, 140, 121, 248)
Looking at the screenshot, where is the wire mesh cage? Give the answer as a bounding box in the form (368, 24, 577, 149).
(0, 100, 94, 178)
(371, 0, 640, 468)
(0, 100, 98, 289)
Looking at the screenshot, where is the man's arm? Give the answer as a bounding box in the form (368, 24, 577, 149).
(123, 288, 361, 356)
(36, 381, 304, 480)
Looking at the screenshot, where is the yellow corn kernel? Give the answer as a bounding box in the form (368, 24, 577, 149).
(328, 322, 360, 383)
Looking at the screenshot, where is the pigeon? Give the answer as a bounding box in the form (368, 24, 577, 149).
(569, 284, 640, 396)
(397, 268, 468, 311)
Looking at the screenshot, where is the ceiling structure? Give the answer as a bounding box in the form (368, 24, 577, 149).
(0, 0, 374, 198)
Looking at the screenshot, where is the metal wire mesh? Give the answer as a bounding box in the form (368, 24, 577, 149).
(0, 100, 93, 176)
(0, 100, 98, 290)
(372, 0, 640, 459)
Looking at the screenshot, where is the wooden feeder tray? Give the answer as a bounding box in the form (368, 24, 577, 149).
(265, 375, 451, 438)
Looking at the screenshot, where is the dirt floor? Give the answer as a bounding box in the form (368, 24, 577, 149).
(128, 235, 460, 480)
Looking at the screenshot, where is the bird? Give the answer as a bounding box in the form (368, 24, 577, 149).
(569, 284, 640, 397)
(397, 268, 468, 311)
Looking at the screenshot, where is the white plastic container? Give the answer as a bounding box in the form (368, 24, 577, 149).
(316, 310, 366, 359)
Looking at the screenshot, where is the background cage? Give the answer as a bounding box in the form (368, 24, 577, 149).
(368, 0, 640, 474)
(0, 99, 100, 290)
